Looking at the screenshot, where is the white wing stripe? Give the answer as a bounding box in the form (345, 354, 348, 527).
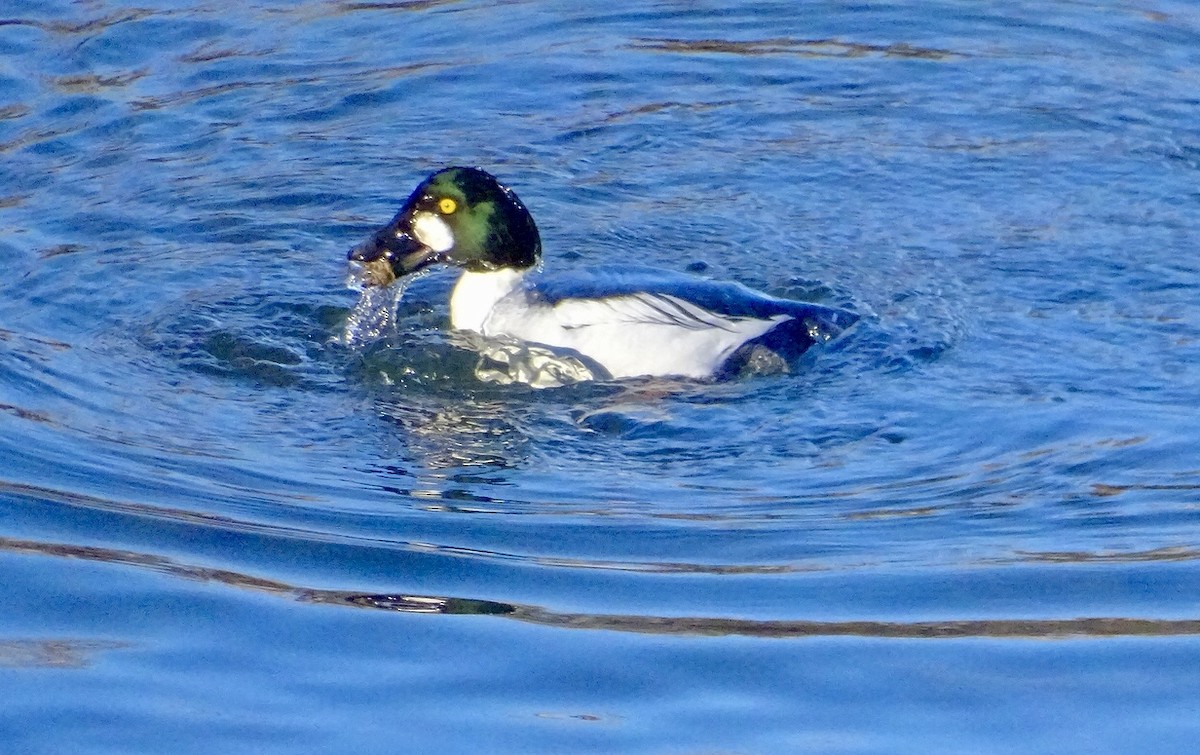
(554, 292, 768, 332)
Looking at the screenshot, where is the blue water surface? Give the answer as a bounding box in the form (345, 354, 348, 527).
(3, 0, 1200, 752)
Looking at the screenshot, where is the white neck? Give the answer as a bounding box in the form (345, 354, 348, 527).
(449, 268, 527, 332)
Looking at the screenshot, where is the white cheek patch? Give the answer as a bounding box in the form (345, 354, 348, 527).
(412, 212, 455, 253)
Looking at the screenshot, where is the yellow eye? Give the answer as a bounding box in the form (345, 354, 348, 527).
(438, 197, 457, 214)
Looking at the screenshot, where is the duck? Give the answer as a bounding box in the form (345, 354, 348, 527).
(347, 166, 858, 382)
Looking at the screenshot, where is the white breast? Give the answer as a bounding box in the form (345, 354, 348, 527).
(449, 269, 527, 332)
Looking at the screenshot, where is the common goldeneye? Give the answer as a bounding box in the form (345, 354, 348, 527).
(347, 166, 858, 382)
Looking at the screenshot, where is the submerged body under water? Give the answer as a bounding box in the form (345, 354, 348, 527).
(3, 0, 1200, 752)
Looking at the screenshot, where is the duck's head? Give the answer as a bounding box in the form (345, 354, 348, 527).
(349, 166, 541, 287)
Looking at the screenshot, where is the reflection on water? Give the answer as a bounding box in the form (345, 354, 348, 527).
(469, 334, 603, 388)
(0, 639, 128, 669)
(372, 393, 535, 470)
(630, 37, 961, 60)
(7, 534, 1200, 640)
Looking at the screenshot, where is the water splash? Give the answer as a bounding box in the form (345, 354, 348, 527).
(337, 265, 409, 347)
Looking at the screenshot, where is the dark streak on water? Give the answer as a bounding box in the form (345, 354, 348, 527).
(9, 533, 1200, 641)
(3, 0, 1200, 752)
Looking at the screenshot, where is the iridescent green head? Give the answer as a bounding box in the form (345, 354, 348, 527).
(348, 167, 541, 286)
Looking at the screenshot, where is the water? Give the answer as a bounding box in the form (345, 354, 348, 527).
(3, 0, 1200, 751)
